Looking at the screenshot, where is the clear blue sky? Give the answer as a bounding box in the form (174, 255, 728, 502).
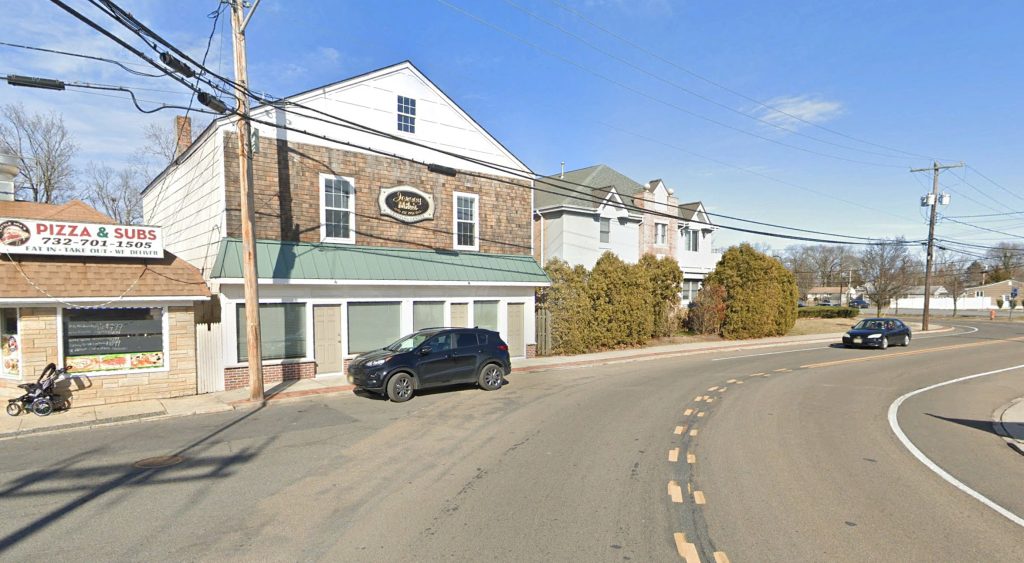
(2, 0, 1022, 251)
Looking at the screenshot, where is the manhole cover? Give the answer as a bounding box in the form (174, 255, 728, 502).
(132, 455, 186, 469)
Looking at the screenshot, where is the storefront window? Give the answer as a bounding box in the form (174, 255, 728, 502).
(1, 309, 19, 377)
(63, 308, 165, 373)
(236, 303, 307, 362)
(348, 302, 401, 354)
(474, 301, 499, 332)
(413, 301, 444, 332)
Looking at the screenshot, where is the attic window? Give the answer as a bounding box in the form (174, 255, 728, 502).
(397, 95, 416, 133)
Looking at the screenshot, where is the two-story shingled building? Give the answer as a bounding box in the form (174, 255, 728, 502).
(143, 61, 547, 392)
(533, 164, 720, 304)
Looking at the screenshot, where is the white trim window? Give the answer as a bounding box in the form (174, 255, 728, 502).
(321, 174, 355, 244)
(655, 223, 668, 245)
(397, 95, 416, 133)
(454, 192, 479, 251)
(683, 229, 699, 252)
(682, 280, 701, 301)
(599, 218, 611, 244)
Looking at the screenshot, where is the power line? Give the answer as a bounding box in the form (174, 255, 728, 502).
(48, 1, 927, 247)
(433, 0, 906, 169)
(966, 164, 1024, 203)
(545, 0, 946, 162)
(501, 0, 914, 162)
(84, 0, 927, 234)
(0, 40, 167, 78)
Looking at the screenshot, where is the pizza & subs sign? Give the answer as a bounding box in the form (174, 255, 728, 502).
(0, 218, 164, 258)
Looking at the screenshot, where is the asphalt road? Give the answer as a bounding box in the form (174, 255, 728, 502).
(1, 322, 1023, 561)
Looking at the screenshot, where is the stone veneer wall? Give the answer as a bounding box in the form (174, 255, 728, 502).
(223, 134, 533, 255)
(0, 306, 198, 407)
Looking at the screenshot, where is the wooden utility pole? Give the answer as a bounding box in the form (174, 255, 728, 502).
(912, 160, 963, 332)
(231, 0, 264, 402)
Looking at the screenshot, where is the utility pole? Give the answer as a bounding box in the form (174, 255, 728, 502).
(231, 0, 264, 402)
(912, 160, 963, 331)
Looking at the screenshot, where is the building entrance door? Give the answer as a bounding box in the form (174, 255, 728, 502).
(506, 303, 525, 357)
(314, 305, 343, 376)
(450, 303, 469, 328)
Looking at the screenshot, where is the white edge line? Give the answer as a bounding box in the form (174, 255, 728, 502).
(887, 361, 1024, 529)
(712, 325, 979, 362)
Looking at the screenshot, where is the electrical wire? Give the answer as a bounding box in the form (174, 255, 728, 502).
(433, 0, 906, 169)
(0, 40, 168, 78)
(50, 0, 929, 246)
(77, 0, 929, 229)
(545, 0, 947, 163)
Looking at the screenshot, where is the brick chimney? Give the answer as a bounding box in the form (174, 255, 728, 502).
(174, 115, 192, 158)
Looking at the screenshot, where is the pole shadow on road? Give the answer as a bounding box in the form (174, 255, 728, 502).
(0, 403, 274, 552)
(925, 413, 1001, 437)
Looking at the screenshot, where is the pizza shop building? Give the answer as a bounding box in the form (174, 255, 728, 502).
(0, 200, 211, 407)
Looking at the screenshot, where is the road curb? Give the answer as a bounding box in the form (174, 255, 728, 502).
(993, 397, 1024, 456)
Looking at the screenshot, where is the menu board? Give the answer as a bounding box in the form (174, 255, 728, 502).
(64, 309, 164, 373)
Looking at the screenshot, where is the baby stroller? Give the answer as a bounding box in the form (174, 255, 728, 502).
(6, 363, 71, 417)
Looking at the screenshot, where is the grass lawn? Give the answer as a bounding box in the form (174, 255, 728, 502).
(787, 317, 860, 336)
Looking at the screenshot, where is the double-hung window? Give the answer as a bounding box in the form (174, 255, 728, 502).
(655, 223, 667, 245)
(599, 218, 611, 244)
(397, 95, 416, 133)
(684, 229, 699, 252)
(321, 174, 355, 244)
(454, 192, 479, 250)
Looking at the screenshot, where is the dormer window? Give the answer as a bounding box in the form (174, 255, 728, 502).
(397, 95, 416, 133)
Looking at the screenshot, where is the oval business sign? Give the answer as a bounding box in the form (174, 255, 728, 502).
(378, 186, 434, 223)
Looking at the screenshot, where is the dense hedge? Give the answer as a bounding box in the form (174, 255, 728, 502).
(542, 252, 683, 354)
(797, 306, 859, 319)
(702, 244, 799, 339)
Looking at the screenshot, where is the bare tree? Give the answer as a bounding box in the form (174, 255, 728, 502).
(935, 250, 971, 316)
(0, 103, 77, 203)
(138, 117, 209, 164)
(860, 239, 916, 316)
(985, 242, 1024, 283)
(84, 162, 144, 225)
(781, 245, 817, 298)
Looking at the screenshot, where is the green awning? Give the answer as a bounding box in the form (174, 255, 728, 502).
(211, 238, 550, 285)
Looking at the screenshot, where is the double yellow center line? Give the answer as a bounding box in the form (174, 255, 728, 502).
(801, 336, 1024, 370)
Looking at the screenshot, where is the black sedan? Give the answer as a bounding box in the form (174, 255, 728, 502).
(842, 318, 912, 349)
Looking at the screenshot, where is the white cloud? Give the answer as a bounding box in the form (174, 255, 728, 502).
(757, 95, 844, 130)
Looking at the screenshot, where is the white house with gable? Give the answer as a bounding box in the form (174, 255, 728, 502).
(533, 164, 722, 304)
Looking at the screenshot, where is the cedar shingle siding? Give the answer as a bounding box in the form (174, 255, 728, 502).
(222, 134, 532, 255)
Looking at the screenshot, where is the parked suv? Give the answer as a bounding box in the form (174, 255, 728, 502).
(347, 327, 512, 402)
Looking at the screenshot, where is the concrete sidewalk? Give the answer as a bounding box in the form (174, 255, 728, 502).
(2, 324, 951, 440)
(995, 398, 1024, 455)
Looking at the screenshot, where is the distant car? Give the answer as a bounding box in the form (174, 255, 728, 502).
(850, 297, 870, 309)
(347, 327, 511, 402)
(798, 299, 807, 307)
(817, 300, 837, 307)
(842, 318, 911, 349)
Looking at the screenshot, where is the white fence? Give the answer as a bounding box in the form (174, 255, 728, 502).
(892, 296, 994, 310)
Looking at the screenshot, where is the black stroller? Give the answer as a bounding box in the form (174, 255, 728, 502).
(6, 363, 71, 417)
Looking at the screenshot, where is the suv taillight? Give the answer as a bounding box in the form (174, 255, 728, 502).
(497, 344, 508, 351)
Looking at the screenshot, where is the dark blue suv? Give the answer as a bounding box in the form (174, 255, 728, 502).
(347, 327, 512, 402)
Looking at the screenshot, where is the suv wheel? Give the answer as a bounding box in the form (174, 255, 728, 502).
(386, 373, 414, 403)
(478, 363, 504, 391)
